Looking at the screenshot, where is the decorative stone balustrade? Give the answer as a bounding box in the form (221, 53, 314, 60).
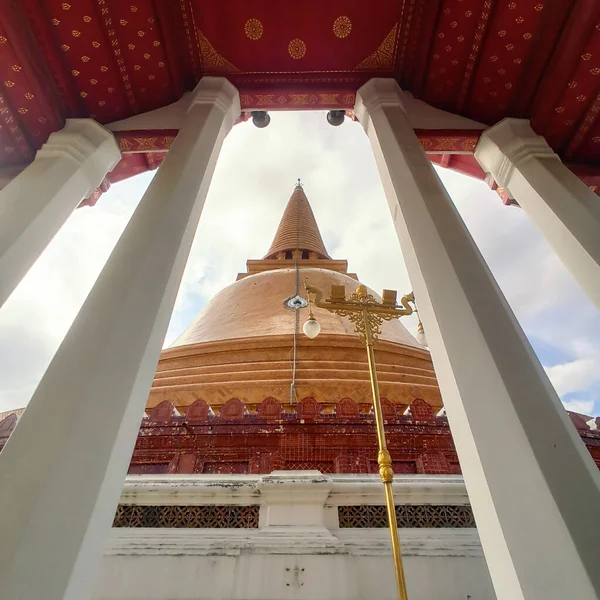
(1, 399, 598, 476)
(144, 396, 438, 423)
(95, 473, 496, 600)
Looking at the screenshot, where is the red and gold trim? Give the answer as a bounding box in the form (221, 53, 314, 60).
(115, 129, 177, 153)
(565, 91, 600, 158)
(415, 129, 481, 153)
(457, 1, 493, 111)
(239, 90, 356, 110)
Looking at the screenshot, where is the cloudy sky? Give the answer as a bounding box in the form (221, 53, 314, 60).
(1, 111, 599, 417)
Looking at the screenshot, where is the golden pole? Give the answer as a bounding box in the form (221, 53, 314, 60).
(304, 283, 414, 600)
(364, 307, 409, 600)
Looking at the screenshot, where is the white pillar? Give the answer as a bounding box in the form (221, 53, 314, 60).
(0, 77, 240, 600)
(355, 78, 600, 600)
(475, 118, 600, 309)
(0, 119, 120, 308)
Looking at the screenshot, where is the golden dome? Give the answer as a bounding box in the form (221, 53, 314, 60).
(147, 185, 441, 414)
(172, 267, 421, 348)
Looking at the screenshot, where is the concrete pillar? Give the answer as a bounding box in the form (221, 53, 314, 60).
(0, 119, 120, 308)
(0, 77, 240, 600)
(475, 118, 600, 309)
(354, 78, 600, 600)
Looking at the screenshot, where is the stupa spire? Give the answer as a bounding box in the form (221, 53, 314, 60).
(264, 182, 330, 259)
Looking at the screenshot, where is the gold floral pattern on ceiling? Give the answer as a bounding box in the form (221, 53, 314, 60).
(198, 31, 239, 73)
(333, 16, 352, 39)
(95, 0, 136, 110)
(355, 23, 398, 70)
(244, 18, 263, 41)
(288, 38, 306, 60)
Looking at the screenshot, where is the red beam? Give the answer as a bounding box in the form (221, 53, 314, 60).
(92, 128, 600, 207)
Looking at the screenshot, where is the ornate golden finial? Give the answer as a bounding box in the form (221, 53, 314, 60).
(355, 284, 368, 299)
(304, 283, 414, 344)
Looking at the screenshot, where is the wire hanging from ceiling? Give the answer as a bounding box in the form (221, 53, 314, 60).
(289, 182, 301, 406)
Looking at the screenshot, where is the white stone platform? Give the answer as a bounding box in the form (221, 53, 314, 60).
(94, 472, 495, 600)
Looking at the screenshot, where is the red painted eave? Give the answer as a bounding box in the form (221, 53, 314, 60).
(0, 1, 597, 200)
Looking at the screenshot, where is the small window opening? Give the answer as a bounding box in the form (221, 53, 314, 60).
(285, 251, 293, 259)
(301, 250, 309, 259)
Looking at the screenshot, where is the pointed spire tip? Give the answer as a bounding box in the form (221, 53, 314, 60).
(264, 183, 330, 259)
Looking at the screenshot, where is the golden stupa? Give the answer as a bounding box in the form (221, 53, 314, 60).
(146, 184, 441, 415)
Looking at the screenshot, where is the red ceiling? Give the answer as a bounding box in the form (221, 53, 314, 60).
(0, 0, 599, 194)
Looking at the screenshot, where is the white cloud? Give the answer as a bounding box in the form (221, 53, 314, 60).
(0, 176, 143, 412)
(545, 357, 600, 398)
(561, 398, 595, 416)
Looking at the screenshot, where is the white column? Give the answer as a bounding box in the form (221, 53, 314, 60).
(0, 119, 120, 308)
(0, 77, 240, 600)
(475, 118, 600, 309)
(355, 78, 600, 600)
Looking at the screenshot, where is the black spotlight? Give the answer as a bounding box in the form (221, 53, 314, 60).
(251, 111, 270, 128)
(327, 110, 346, 127)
